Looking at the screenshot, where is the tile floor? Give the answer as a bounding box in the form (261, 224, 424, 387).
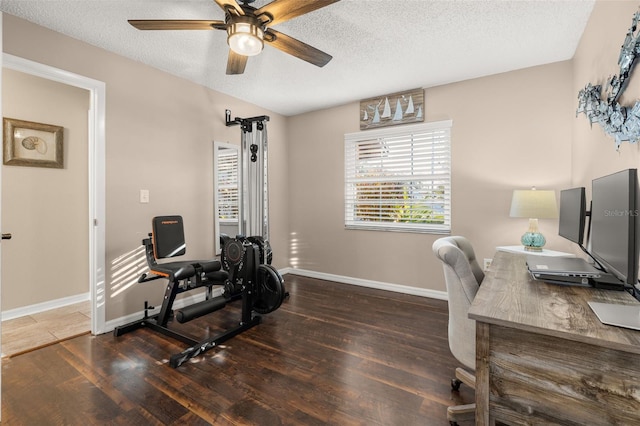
(1, 301, 90, 358)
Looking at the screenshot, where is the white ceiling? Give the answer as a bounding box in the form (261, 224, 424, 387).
(0, 0, 595, 116)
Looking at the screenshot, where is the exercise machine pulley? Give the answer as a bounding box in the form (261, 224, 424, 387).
(225, 109, 270, 239)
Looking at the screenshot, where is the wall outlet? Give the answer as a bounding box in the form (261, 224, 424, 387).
(140, 189, 150, 203)
(483, 258, 492, 271)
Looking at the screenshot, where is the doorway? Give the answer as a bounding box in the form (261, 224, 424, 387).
(1, 68, 90, 355)
(1, 54, 106, 336)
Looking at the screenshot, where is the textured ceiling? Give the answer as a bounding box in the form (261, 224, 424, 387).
(0, 0, 595, 116)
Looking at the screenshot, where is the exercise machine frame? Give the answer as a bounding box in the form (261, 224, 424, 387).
(113, 219, 264, 368)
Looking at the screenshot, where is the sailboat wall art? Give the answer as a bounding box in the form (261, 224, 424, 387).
(359, 88, 424, 130)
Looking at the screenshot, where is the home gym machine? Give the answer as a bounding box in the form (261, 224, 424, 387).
(224, 109, 271, 238)
(114, 111, 285, 368)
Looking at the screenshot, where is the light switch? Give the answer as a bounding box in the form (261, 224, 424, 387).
(140, 189, 150, 203)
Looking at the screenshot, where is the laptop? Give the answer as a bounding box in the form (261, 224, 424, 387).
(526, 255, 603, 277)
(526, 255, 603, 286)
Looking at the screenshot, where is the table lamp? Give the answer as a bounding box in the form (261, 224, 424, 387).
(509, 188, 558, 251)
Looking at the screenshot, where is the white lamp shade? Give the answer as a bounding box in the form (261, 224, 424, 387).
(509, 189, 558, 219)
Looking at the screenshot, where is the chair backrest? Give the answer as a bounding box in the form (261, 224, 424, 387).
(152, 216, 186, 259)
(432, 236, 484, 370)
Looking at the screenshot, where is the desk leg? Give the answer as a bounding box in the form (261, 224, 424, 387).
(475, 322, 493, 426)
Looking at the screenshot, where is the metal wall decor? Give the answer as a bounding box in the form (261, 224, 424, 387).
(360, 88, 424, 130)
(577, 8, 640, 149)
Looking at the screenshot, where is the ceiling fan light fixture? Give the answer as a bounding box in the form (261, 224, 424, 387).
(227, 21, 264, 57)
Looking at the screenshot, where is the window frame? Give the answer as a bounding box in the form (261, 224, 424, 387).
(215, 146, 240, 224)
(344, 120, 452, 234)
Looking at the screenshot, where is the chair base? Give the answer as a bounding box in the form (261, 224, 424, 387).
(448, 367, 476, 425)
(456, 367, 475, 388)
(447, 403, 475, 425)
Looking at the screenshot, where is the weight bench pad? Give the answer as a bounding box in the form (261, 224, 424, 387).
(151, 259, 222, 281)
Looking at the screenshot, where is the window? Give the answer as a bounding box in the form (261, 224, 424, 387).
(344, 120, 451, 233)
(216, 147, 239, 223)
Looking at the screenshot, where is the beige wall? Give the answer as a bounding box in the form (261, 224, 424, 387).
(4, 1, 640, 316)
(287, 61, 574, 291)
(1, 69, 89, 310)
(572, 1, 640, 191)
(284, 0, 640, 293)
(2, 14, 289, 321)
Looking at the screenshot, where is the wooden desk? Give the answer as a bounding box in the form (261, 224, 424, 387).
(468, 251, 640, 425)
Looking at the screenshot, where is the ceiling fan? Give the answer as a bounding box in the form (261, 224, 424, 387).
(128, 0, 340, 75)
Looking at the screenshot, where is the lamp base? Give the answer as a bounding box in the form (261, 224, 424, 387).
(521, 230, 546, 252)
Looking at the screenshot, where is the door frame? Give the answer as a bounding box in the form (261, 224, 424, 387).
(2, 53, 106, 334)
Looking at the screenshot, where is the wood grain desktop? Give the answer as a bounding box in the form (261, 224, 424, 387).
(470, 251, 640, 425)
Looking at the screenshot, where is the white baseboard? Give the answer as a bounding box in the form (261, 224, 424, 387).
(1, 292, 91, 321)
(104, 268, 447, 335)
(281, 268, 448, 301)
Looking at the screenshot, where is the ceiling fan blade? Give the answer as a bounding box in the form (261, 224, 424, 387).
(128, 20, 226, 30)
(256, 0, 340, 26)
(214, 0, 244, 16)
(265, 29, 332, 67)
(227, 50, 248, 75)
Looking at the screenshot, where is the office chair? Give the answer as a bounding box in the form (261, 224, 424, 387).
(433, 236, 484, 425)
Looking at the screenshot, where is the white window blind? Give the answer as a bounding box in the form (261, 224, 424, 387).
(344, 120, 451, 233)
(217, 149, 239, 222)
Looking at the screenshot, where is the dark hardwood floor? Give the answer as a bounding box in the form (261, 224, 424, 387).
(2, 274, 474, 425)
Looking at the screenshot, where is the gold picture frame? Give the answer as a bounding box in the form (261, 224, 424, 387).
(360, 88, 425, 130)
(3, 117, 63, 168)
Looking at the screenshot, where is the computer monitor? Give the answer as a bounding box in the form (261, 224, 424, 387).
(590, 168, 640, 287)
(558, 187, 586, 245)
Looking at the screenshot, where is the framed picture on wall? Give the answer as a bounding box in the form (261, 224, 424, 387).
(360, 88, 424, 130)
(3, 117, 64, 168)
